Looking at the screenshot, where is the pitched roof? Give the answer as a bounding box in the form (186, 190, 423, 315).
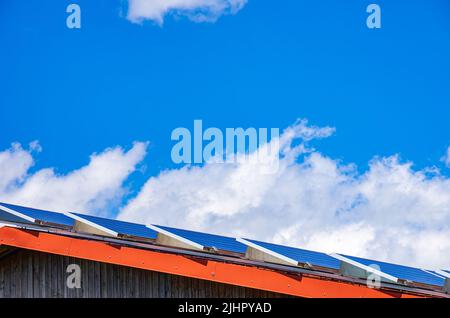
(0, 202, 448, 298)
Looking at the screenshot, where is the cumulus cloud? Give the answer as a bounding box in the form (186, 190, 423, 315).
(119, 120, 450, 269)
(126, 0, 247, 25)
(1, 121, 449, 270)
(0, 142, 37, 193)
(0, 141, 148, 216)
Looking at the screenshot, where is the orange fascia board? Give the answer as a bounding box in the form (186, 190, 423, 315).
(0, 226, 425, 298)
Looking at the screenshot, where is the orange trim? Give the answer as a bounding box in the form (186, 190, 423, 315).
(0, 227, 425, 298)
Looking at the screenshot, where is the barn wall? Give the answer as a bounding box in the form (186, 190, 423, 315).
(0, 248, 290, 298)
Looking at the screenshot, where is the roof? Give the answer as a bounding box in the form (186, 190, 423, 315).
(0, 201, 448, 298)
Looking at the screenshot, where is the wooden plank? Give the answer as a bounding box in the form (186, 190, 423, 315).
(0, 253, 4, 297)
(3, 252, 11, 297)
(26, 250, 33, 297)
(100, 262, 108, 298)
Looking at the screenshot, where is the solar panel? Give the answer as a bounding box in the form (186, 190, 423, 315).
(240, 238, 341, 269)
(0, 202, 74, 227)
(150, 225, 247, 254)
(434, 269, 450, 278)
(69, 212, 158, 240)
(0, 208, 33, 224)
(341, 254, 445, 287)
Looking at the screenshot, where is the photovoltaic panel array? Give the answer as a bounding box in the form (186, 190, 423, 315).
(0, 202, 74, 227)
(341, 254, 445, 287)
(151, 224, 247, 254)
(70, 212, 158, 240)
(241, 238, 341, 269)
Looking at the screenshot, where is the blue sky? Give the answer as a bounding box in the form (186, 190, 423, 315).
(1, 0, 450, 180)
(1, 0, 450, 268)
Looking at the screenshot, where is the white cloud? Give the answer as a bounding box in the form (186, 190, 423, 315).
(0, 141, 148, 216)
(119, 120, 450, 269)
(0, 142, 36, 193)
(1, 121, 449, 270)
(126, 0, 247, 25)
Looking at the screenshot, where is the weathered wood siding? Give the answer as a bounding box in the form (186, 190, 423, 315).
(0, 248, 290, 298)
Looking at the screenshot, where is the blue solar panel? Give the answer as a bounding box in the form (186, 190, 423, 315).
(155, 225, 247, 254)
(343, 254, 445, 286)
(436, 269, 450, 277)
(245, 239, 341, 269)
(72, 213, 157, 240)
(0, 202, 74, 227)
(0, 208, 33, 224)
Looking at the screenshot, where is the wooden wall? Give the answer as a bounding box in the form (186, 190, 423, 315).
(0, 248, 290, 298)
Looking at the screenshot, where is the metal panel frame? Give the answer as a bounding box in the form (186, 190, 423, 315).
(0, 222, 18, 229)
(147, 224, 205, 250)
(64, 212, 119, 236)
(435, 270, 450, 278)
(236, 238, 298, 266)
(329, 253, 399, 283)
(435, 270, 450, 293)
(0, 204, 36, 223)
